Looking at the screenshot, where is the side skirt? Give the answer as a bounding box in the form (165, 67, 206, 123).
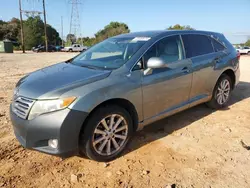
(137, 94, 212, 131)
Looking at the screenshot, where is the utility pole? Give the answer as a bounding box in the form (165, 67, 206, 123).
(19, 0, 25, 53)
(42, 0, 48, 52)
(61, 16, 64, 47)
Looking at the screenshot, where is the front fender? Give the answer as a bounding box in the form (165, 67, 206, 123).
(67, 70, 144, 122)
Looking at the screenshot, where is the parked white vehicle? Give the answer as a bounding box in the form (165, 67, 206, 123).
(62, 44, 88, 52)
(236, 46, 250, 55)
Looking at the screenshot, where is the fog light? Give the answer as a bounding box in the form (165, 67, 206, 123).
(48, 139, 58, 149)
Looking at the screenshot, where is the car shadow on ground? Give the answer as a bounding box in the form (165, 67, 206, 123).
(125, 81, 250, 155)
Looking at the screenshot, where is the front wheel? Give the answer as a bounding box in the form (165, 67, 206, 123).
(248, 51, 250, 55)
(207, 74, 232, 109)
(79, 105, 133, 162)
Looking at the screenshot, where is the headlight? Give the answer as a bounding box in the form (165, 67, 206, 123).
(28, 96, 76, 120)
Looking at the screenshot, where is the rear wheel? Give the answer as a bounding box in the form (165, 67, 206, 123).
(79, 105, 133, 162)
(207, 74, 232, 109)
(69, 49, 73, 52)
(248, 51, 250, 55)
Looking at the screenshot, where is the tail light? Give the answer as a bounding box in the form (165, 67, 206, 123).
(237, 51, 240, 61)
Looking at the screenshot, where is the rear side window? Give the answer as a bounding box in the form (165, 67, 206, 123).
(211, 38, 226, 52)
(182, 34, 214, 58)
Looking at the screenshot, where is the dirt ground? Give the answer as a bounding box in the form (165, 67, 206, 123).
(0, 52, 250, 188)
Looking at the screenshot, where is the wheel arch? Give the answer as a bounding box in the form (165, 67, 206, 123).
(80, 98, 139, 134)
(221, 69, 236, 89)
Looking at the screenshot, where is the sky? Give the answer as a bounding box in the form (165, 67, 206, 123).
(0, 0, 249, 44)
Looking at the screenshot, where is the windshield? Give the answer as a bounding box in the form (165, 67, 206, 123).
(71, 37, 150, 69)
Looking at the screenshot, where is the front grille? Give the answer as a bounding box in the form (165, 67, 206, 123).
(12, 97, 35, 119)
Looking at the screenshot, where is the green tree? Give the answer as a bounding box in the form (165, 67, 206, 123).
(245, 39, 250, 46)
(23, 16, 44, 49)
(22, 16, 61, 49)
(167, 24, 195, 30)
(66, 22, 130, 47)
(95, 22, 130, 43)
(77, 37, 96, 47)
(0, 18, 20, 41)
(66, 34, 76, 44)
(0, 17, 61, 49)
(0, 20, 6, 25)
(47, 24, 61, 45)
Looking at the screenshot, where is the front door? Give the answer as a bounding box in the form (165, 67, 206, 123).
(141, 35, 192, 120)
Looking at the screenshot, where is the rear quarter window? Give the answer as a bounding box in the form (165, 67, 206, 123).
(182, 34, 214, 58)
(210, 37, 226, 52)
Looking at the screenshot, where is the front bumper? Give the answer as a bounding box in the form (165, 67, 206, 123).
(10, 106, 88, 157)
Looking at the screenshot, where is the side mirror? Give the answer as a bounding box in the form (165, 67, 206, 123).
(147, 57, 167, 69)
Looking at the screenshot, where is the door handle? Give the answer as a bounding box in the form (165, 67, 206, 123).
(214, 57, 221, 63)
(182, 67, 190, 73)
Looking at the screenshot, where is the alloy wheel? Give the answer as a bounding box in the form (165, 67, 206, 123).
(92, 114, 128, 156)
(216, 79, 230, 105)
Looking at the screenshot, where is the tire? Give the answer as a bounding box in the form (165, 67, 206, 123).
(79, 105, 133, 162)
(248, 51, 250, 55)
(69, 49, 73, 52)
(207, 74, 232, 109)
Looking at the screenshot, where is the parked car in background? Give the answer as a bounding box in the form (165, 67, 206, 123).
(55, 45, 64, 52)
(236, 46, 250, 55)
(32, 45, 57, 52)
(62, 44, 88, 52)
(10, 30, 240, 162)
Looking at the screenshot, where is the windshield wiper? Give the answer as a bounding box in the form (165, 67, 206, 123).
(80, 64, 101, 70)
(65, 58, 73, 63)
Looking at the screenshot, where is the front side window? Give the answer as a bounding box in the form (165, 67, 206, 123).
(182, 34, 214, 58)
(144, 35, 183, 65)
(143, 35, 184, 74)
(244, 47, 250, 49)
(72, 37, 148, 69)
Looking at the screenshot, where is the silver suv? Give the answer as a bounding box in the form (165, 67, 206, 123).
(10, 30, 240, 161)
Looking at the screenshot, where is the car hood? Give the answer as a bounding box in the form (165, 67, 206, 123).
(16, 62, 111, 99)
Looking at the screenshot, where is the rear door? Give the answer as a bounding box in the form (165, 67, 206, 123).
(181, 34, 218, 101)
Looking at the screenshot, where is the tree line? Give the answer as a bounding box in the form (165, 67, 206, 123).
(0, 16, 61, 50)
(67, 22, 130, 47)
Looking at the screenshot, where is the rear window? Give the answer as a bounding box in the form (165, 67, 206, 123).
(182, 34, 214, 58)
(210, 38, 226, 52)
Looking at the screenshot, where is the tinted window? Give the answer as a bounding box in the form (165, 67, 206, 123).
(182, 34, 214, 58)
(211, 38, 226, 52)
(143, 35, 184, 74)
(244, 47, 250, 49)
